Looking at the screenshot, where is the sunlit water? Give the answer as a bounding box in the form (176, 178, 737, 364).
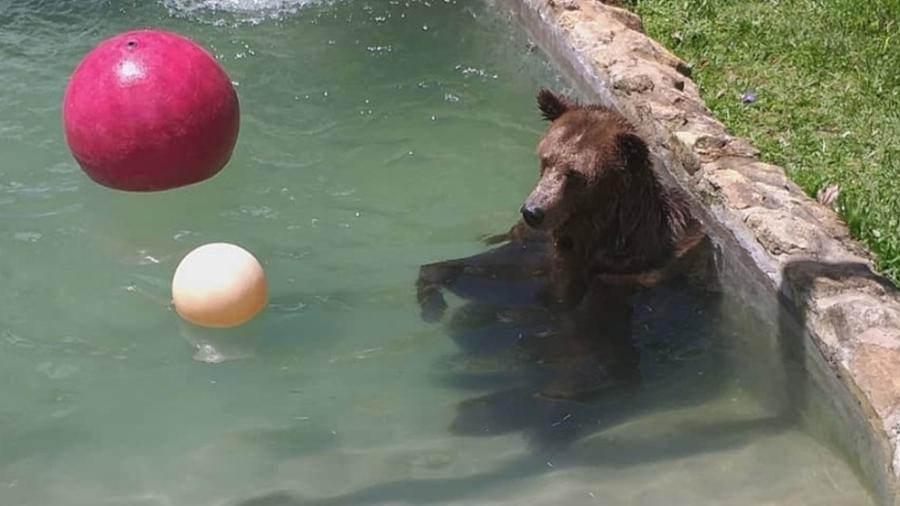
(0, 1, 874, 504)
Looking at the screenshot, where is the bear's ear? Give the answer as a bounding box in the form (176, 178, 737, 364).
(536, 88, 577, 121)
(616, 132, 650, 171)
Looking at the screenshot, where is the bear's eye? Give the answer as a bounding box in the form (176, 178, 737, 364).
(539, 157, 551, 174)
(563, 167, 579, 179)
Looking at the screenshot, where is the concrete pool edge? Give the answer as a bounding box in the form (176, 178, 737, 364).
(500, 0, 900, 503)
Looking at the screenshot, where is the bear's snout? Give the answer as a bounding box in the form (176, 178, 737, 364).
(522, 173, 566, 230)
(520, 205, 545, 227)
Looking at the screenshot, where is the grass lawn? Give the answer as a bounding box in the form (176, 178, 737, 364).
(625, 0, 900, 282)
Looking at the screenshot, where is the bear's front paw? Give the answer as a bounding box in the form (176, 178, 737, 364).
(418, 288, 448, 323)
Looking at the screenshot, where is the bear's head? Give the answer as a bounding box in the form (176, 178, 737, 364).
(520, 89, 650, 233)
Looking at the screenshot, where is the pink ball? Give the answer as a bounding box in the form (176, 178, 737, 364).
(62, 29, 240, 191)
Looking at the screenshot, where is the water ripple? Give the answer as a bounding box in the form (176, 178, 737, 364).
(161, 0, 331, 25)
(0, 203, 82, 219)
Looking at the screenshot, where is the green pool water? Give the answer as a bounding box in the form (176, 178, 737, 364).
(0, 1, 876, 504)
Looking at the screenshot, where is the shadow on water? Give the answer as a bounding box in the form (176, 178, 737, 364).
(233, 417, 792, 506)
(231, 239, 863, 505)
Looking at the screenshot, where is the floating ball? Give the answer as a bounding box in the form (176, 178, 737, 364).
(172, 243, 267, 328)
(62, 29, 239, 191)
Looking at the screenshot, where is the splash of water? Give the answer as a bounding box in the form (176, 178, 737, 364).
(161, 0, 326, 25)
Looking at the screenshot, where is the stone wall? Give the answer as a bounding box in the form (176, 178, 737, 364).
(502, 0, 900, 503)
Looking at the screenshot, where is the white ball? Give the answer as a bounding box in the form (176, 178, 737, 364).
(172, 242, 268, 328)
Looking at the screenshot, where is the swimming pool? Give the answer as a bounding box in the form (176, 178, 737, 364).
(0, 0, 874, 504)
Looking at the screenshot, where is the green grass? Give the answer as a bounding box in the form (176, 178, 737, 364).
(626, 0, 900, 282)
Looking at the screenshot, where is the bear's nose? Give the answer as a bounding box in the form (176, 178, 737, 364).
(520, 205, 545, 227)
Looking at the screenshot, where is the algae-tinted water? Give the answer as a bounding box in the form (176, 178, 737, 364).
(0, 1, 873, 504)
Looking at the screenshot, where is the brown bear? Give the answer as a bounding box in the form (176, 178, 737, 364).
(416, 89, 718, 430)
(417, 88, 711, 321)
